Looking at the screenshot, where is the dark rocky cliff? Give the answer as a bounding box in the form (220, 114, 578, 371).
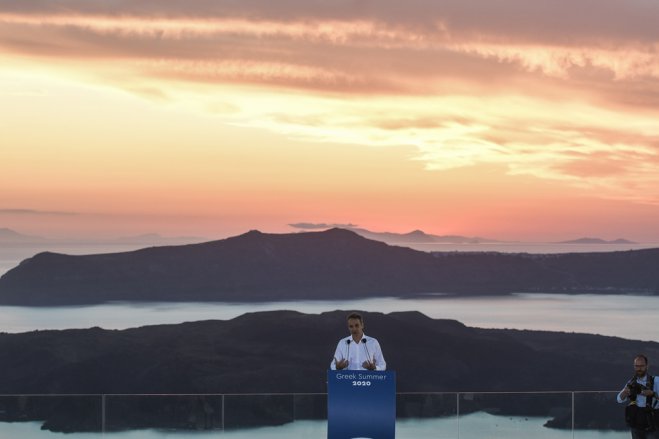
(0, 310, 652, 432)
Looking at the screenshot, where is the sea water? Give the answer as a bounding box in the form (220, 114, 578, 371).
(0, 412, 630, 439)
(0, 293, 656, 341)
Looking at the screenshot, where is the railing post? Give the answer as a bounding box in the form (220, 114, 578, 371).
(221, 394, 225, 431)
(572, 392, 575, 439)
(456, 392, 460, 439)
(101, 394, 106, 436)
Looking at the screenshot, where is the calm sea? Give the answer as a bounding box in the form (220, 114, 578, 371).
(0, 293, 656, 341)
(0, 413, 629, 439)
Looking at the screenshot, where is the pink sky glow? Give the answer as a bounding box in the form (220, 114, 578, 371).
(1, 1, 659, 242)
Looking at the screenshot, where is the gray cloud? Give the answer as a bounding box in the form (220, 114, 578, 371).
(2, 15, 634, 98)
(2, 2, 657, 97)
(0, 208, 78, 216)
(2, 0, 658, 44)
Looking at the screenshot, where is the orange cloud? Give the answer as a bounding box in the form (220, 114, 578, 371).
(2, 2, 659, 208)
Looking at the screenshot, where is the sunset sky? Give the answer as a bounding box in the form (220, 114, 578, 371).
(2, 0, 659, 242)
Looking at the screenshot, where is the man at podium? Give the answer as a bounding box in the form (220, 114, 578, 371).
(330, 312, 386, 371)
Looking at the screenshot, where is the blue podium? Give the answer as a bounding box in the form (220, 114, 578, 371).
(327, 370, 396, 439)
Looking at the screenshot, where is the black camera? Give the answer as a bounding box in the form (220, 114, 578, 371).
(628, 381, 646, 398)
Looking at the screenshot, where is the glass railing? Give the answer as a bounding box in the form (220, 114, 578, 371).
(0, 391, 630, 438)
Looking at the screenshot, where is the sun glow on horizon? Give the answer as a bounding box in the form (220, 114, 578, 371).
(2, 1, 659, 241)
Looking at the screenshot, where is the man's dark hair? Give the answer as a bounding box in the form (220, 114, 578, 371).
(347, 312, 363, 324)
(635, 354, 649, 365)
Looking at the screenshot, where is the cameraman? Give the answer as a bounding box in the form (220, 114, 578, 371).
(618, 354, 659, 439)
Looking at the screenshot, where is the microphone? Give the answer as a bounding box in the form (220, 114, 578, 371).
(361, 338, 373, 368)
(335, 339, 351, 369)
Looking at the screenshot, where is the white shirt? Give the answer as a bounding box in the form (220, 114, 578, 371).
(617, 374, 659, 409)
(330, 333, 386, 371)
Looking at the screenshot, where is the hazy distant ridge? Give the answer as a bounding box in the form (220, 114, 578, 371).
(290, 224, 638, 245)
(345, 227, 497, 244)
(1, 229, 658, 306)
(558, 237, 637, 244)
(0, 228, 205, 246)
(0, 228, 46, 243)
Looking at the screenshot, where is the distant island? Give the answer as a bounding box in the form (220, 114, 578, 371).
(0, 227, 205, 246)
(558, 237, 637, 244)
(0, 310, 648, 432)
(0, 227, 47, 243)
(290, 224, 639, 246)
(344, 227, 497, 244)
(2, 225, 640, 248)
(289, 223, 498, 244)
(0, 228, 658, 306)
